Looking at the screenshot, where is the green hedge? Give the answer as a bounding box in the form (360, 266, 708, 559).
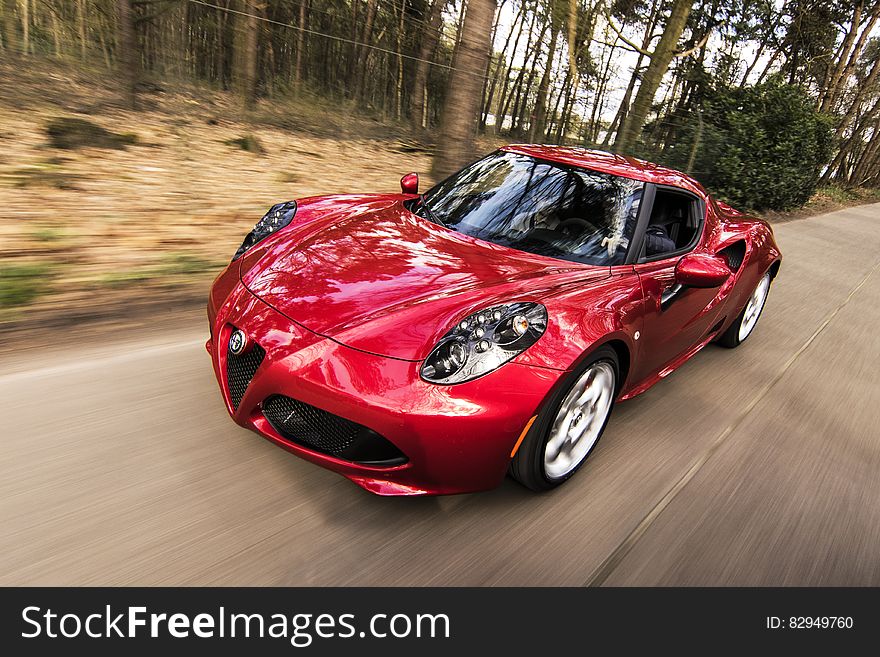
(661, 80, 835, 211)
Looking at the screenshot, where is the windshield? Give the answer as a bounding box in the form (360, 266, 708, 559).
(418, 151, 644, 266)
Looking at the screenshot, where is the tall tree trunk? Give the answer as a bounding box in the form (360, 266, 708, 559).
(589, 33, 619, 144)
(566, 0, 578, 76)
(410, 0, 448, 131)
(233, 0, 259, 108)
(353, 0, 378, 99)
(556, 76, 577, 143)
(818, 1, 863, 109)
(615, 0, 694, 154)
(395, 0, 406, 120)
(604, 0, 660, 147)
(546, 64, 568, 141)
(822, 92, 880, 184)
(432, 0, 499, 179)
(20, 0, 27, 54)
(513, 18, 549, 134)
(481, 1, 525, 129)
(499, 6, 540, 132)
(850, 118, 880, 185)
(819, 3, 880, 112)
(822, 3, 880, 112)
(77, 0, 87, 59)
(294, 0, 306, 91)
(832, 56, 880, 141)
(754, 47, 780, 85)
(117, 0, 137, 108)
(49, 5, 60, 56)
(528, 22, 559, 142)
(477, 0, 505, 125)
(494, 2, 531, 130)
(2, 0, 18, 54)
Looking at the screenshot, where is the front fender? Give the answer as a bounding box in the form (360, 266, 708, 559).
(514, 269, 643, 378)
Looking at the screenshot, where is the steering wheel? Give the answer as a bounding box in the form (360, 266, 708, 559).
(557, 217, 598, 237)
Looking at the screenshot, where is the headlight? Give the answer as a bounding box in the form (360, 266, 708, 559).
(420, 302, 548, 384)
(232, 201, 297, 261)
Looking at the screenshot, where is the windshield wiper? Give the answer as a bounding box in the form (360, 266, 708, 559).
(417, 194, 445, 227)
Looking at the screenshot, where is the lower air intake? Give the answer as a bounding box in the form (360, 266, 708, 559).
(262, 395, 407, 466)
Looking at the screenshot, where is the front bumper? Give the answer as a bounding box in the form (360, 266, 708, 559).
(207, 279, 559, 495)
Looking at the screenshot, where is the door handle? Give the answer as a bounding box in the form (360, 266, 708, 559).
(660, 283, 684, 310)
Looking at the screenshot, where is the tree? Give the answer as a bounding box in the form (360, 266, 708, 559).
(779, 0, 847, 87)
(433, 0, 499, 178)
(481, 0, 526, 130)
(4, 0, 879, 196)
(294, 0, 307, 91)
(603, 0, 663, 147)
(352, 0, 379, 100)
(232, 0, 260, 108)
(528, 0, 562, 142)
(614, 0, 696, 154)
(2, 0, 18, 54)
(819, 1, 880, 112)
(76, 0, 87, 60)
(117, 0, 138, 108)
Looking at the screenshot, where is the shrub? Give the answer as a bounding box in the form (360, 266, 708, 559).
(224, 134, 265, 154)
(0, 264, 53, 309)
(46, 117, 138, 150)
(661, 80, 835, 211)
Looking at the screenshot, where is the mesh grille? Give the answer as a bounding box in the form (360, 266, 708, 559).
(263, 395, 360, 457)
(719, 241, 746, 271)
(226, 340, 266, 410)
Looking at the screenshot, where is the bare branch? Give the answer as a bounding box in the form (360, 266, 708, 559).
(672, 29, 711, 59)
(603, 11, 654, 57)
(603, 4, 713, 61)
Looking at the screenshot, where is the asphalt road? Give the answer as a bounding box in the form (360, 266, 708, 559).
(2, 203, 879, 586)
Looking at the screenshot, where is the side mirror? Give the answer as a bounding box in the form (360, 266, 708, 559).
(675, 253, 731, 288)
(400, 172, 419, 195)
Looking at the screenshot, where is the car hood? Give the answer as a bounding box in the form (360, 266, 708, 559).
(240, 194, 611, 361)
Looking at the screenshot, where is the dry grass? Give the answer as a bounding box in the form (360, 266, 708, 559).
(0, 59, 436, 328)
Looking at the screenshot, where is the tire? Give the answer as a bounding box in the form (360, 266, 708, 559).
(510, 346, 618, 492)
(717, 271, 772, 348)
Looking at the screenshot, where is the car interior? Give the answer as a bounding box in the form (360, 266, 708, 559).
(491, 171, 630, 263)
(643, 189, 699, 258)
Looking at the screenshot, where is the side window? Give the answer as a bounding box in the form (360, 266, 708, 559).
(641, 189, 700, 259)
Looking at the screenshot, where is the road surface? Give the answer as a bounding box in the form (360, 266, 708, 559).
(2, 203, 879, 586)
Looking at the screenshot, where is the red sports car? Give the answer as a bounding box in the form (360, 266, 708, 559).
(206, 146, 781, 496)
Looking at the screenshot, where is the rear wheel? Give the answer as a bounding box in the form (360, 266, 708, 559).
(510, 346, 618, 491)
(717, 272, 772, 348)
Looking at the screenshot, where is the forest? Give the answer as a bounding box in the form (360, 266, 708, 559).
(1, 0, 879, 210)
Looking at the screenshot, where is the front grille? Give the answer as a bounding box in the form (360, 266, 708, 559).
(262, 395, 407, 465)
(226, 340, 266, 410)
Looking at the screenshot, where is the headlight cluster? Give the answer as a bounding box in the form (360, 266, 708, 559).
(420, 302, 548, 384)
(232, 201, 297, 261)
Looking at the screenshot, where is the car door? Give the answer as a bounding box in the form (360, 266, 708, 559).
(629, 185, 721, 381)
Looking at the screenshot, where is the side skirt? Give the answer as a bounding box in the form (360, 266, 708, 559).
(616, 326, 724, 402)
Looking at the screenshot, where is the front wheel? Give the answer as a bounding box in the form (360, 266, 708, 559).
(717, 271, 772, 348)
(510, 346, 618, 491)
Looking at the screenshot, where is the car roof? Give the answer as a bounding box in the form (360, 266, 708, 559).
(501, 144, 707, 198)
